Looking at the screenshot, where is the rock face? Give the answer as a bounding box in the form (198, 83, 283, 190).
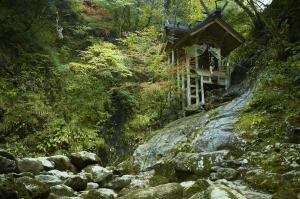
(191, 93, 249, 153)
(120, 183, 183, 199)
(70, 151, 101, 171)
(133, 92, 251, 171)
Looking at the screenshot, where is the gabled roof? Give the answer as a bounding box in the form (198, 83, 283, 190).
(163, 12, 245, 57)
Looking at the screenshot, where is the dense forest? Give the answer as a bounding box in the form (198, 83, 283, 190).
(0, 0, 300, 198)
(0, 0, 251, 160)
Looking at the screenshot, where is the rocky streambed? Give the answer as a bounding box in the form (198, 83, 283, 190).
(1, 92, 300, 199)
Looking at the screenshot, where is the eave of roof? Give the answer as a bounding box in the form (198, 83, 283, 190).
(174, 15, 244, 48)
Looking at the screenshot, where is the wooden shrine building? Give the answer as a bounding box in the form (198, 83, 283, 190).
(162, 10, 244, 110)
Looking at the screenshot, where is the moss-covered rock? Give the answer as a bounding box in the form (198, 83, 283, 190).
(119, 183, 183, 199)
(245, 169, 284, 193)
(0, 175, 31, 199)
(182, 179, 209, 198)
(204, 184, 246, 199)
(272, 188, 298, 199)
(174, 151, 229, 177)
(83, 188, 118, 199)
(15, 176, 50, 199)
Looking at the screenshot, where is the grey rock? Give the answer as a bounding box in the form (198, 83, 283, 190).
(49, 184, 75, 197)
(17, 158, 44, 174)
(133, 92, 250, 171)
(119, 183, 183, 199)
(245, 169, 283, 193)
(47, 155, 76, 172)
(210, 167, 238, 181)
(35, 174, 63, 186)
(205, 184, 246, 199)
(70, 151, 101, 171)
(128, 178, 150, 189)
(82, 165, 112, 183)
(15, 176, 50, 199)
(84, 188, 117, 199)
(192, 130, 242, 153)
(103, 175, 133, 190)
(47, 169, 74, 180)
(36, 157, 55, 170)
(174, 150, 229, 176)
(191, 93, 250, 153)
(86, 182, 99, 190)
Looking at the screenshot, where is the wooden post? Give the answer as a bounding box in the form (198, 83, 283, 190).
(177, 50, 180, 89)
(181, 56, 185, 110)
(201, 75, 205, 104)
(226, 58, 230, 89)
(186, 56, 191, 106)
(195, 47, 200, 105)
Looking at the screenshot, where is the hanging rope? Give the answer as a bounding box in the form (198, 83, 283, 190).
(56, 11, 63, 39)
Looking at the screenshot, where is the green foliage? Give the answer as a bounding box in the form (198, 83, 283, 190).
(69, 41, 132, 80)
(237, 46, 300, 148)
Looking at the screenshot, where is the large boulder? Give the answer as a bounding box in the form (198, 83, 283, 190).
(83, 188, 118, 199)
(119, 183, 183, 199)
(245, 169, 283, 193)
(64, 175, 87, 191)
(181, 179, 209, 198)
(36, 157, 55, 171)
(35, 175, 63, 186)
(174, 151, 229, 177)
(282, 170, 300, 190)
(210, 167, 239, 181)
(70, 151, 101, 171)
(17, 158, 44, 174)
(204, 184, 246, 199)
(192, 130, 242, 153)
(82, 165, 113, 184)
(0, 156, 16, 174)
(48, 184, 75, 198)
(0, 150, 17, 173)
(15, 176, 50, 199)
(86, 182, 99, 190)
(103, 175, 133, 190)
(47, 155, 76, 172)
(0, 174, 30, 199)
(47, 169, 74, 180)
